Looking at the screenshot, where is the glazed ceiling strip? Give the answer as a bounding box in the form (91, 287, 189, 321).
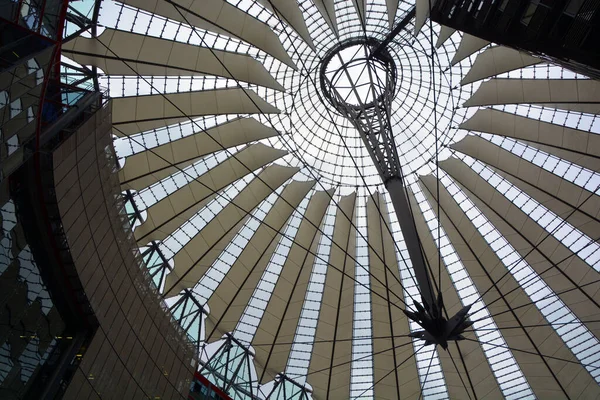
(451, 136, 600, 260)
(134, 144, 281, 245)
(408, 187, 489, 399)
(164, 164, 299, 295)
(119, 117, 281, 190)
(460, 108, 600, 173)
(170, 213, 250, 294)
(131, 148, 233, 214)
(231, 194, 311, 349)
(284, 201, 337, 386)
(521, 138, 600, 176)
(413, 180, 533, 399)
(455, 136, 600, 256)
(251, 190, 333, 383)
(441, 157, 600, 333)
(61, 28, 284, 90)
(351, 0, 366, 25)
(308, 193, 357, 399)
(423, 173, 600, 398)
(111, 87, 280, 136)
(460, 46, 541, 86)
(477, 133, 600, 195)
(132, 144, 287, 245)
(204, 180, 315, 343)
(366, 193, 419, 399)
(191, 188, 283, 306)
(438, 167, 600, 387)
(350, 197, 375, 399)
(464, 78, 600, 115)
(457, 143, 600, 244)
(119, 0, 296, 68)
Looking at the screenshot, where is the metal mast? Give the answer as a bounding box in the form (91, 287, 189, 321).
(320, 35, 437, 310)
(319, 10, 472, 348)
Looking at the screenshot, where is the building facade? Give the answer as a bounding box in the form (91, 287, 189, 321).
(429, 0, 600, 78)
(0, 1, 197, 398)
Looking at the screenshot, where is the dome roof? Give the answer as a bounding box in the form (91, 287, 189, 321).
(64, 0, 600, 398)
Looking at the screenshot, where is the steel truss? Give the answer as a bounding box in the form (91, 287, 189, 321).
(200, 334, 257, 399)
(266, 374, 312, 400)
(140, 243, 209, 355)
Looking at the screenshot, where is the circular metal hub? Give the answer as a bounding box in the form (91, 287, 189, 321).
(320, 38, 397, 111)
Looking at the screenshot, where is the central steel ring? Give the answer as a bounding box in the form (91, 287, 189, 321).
(319, 38, 398, 111)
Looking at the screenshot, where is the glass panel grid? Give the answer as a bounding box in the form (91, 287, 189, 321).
(193, 187, 284, 305)
(286, 201, 337, 384)
(234, 195, 311, 345)
(477, 132, 600, 194)
(457, 151, 600, 269)
(350, 195, 375, 399)
(410, 183, 534, 399)
(439, 171, 600, 384)
(159, 172, 256, 259)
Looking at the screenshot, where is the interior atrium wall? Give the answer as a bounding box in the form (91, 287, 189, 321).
(52, 102, 197, 399)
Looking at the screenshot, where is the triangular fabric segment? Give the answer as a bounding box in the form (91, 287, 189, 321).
(258, 0, 316, 50)
(62, 28, 284, 91)
(313, 0, 338, 36)
(436, 25, 455, 48)
(450, 33, 489, 66)
(461, 46, 540, 85)
(120, 0, 296, 69)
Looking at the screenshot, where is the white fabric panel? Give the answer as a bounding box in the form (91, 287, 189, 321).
(464, 79, 600, 114)
(441, 157, 600, 341)
(62, 29, 283, 90)
(312, 0, 338, 35)
(385, 0, 398, 27)
(436, 25, 455, 48)
(367, 193, 420, 399)
(461, 46, 540, 85)
(119, 118, 280, 190)
(120, 0, 296, 68)
(252, 190, 333, 383)
(112, 88, 280, 137)
(420, 175, 599, 399)
(409, 186, 502, 400)
(414, 0, 429, 35)
(133, 143, 287, 245)
(309, 193, 357, 400)
(258, 0, 315, 49)
(452, 135, 600, 231)
(165, 164, 299, 295)
(450, 34, 489, 66)
(460, 109, 600, 162)
(205, 180, 315, 342)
